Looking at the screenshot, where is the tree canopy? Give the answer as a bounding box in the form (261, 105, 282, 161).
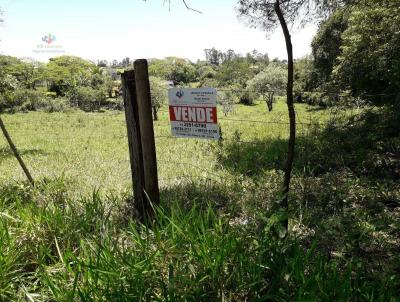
(148, 57, 197, 84)
(45, 56, 96, 95)
(311, 8, 348, 85)
(306, 0, 400, 99)
(247, 63, 287, 95)
(332, 0, 400, 95)
(237, 0, 352, 31)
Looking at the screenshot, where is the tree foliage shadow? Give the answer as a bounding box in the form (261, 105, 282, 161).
(295, 106, 400, 273)
(159, 178, 242, 215)
(216, 138, 288, 178)
(293, 168, 399, 263)
(217, 105, 400, 182)
(215, 106, 400, 276)
(298, 105, 400, 181)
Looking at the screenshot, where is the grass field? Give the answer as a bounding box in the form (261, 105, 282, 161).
(0, 100, 332, 194)
(1, 100, 399, 300)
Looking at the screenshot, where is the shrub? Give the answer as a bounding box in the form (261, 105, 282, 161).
(300, 91, 331, 107)
(4, 88, 46, 112)
(42, 97, 70, 113)
(2, 89, 71, 113)
(220, 85, 256, 106)
(298, 91, 367, 108)
(101, 97, 124, 111)
(238, 90, 255, 105)
(218, 90, 237, 116)
(68, 86, 107, 111)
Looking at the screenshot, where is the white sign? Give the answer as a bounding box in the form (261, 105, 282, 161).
(168, 88, 220, 140)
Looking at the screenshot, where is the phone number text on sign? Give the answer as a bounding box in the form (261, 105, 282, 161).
(168, 88, 220, 140)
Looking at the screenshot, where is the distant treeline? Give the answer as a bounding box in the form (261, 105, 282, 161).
(0, 0, 398, 113)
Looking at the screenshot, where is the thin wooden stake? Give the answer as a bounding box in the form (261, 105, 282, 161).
(0, 116, 35, 186)
(134, 59, 160, 215)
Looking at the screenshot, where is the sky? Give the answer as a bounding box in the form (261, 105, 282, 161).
(0, 0, 317, 63)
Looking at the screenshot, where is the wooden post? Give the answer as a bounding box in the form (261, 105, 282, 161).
(0, 116, 35, 186)
(121, 70, 146, 219)
(134, 59, 160, 212)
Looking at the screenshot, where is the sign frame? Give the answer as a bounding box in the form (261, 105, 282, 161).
(168, 87, 220, 140)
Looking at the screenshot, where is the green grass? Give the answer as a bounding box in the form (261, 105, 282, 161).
(0, 100, 331, 194)
(0, 100, 399, 301)
(0, 183, 398, 301)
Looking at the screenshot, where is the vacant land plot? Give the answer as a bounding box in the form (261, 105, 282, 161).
(0, 100, 332, 194)
(1, 101, 399, 300)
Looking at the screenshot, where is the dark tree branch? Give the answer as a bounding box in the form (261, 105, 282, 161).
(181, 0, 202, 14)
(159, 0, 202, 13)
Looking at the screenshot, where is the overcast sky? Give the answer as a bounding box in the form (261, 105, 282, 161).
(0, 0, 317, 63)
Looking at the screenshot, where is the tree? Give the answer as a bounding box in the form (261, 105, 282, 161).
(0, 55, 46, 107)
(90, 66, 115, 98)
(294, 55, 319, 95)
(149, 76, 167, 121)
(204, 48, 267, 68)
(111, 60, 119, 68)
(0, 70, 18, 112)
(308, 0, 400, 100)
(19, 58, 46, 89)
(216, 56, 253, 88)
(332, 0, 400, 97)
(204, 48, 223, 65)
(198, 65, 216, 81)
(246, 49, 270, 66)
(247, 64, 287, 111)
(0, 72, 18, 95)
(121, 57, 132, 68)
(148, 57, 197, 84)
(311, 9, 349, 86)
(238, 0, 350, 231)
(45, 56, 96, 96)
(69, 86, 106, 111)
(97, 60, 108, 67)
(202, 48, 260, 90)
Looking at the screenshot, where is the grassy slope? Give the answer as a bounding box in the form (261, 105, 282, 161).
(0, 101, 399, 300)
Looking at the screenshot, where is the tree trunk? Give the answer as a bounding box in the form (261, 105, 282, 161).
(274, 0, 296, 231)
(267, 92, 274, 112)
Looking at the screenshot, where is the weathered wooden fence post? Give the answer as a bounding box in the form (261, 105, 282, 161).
(134, 59, 160, 212)
(121, 70, 146, 219)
